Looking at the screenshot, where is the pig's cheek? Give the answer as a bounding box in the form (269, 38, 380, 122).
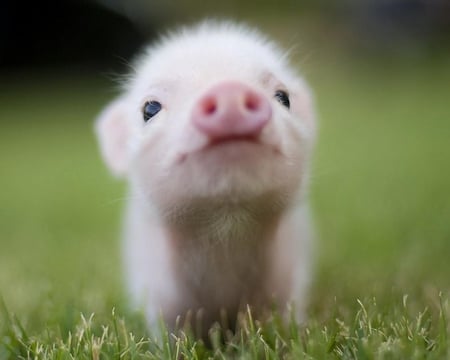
(176, 128, 209, 156)
(290, 92, 316, 138)
(278, 96, 315, 156)
(129, 132, 167, 187)
(266, 109, 297, 155)
(133, 123, 188, 184)
(270, 113, 309, 187)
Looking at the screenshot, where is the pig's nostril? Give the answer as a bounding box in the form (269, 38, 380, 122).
(244, 93, 261, 112)
(203, 98, 217, 115)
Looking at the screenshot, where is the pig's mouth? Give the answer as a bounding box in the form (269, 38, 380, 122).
(176, 135, 281, 164)
(204, 133, 283, 155)
(208, 135, 260, 146)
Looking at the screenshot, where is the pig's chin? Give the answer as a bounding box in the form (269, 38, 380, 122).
(151, 173, 297, 225)
(139, 143, 302, 217)
(179, 138, 284, 191)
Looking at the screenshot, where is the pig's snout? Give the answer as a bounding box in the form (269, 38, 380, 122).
(192, 82, 271, 141)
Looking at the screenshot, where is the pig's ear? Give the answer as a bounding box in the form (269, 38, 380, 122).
(95, 98, 131, 177)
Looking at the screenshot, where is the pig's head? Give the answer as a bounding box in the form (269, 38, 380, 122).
(96, 22, 316, 218)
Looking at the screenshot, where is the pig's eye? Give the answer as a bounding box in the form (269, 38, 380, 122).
(143, 101, 162, 122)
(274, 90, 290, 109)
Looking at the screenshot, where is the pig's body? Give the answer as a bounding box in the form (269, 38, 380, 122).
(96, 21, 316, 332)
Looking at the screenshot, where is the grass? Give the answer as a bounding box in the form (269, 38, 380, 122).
(0, 53, 449, 358)
(1, 295, 449, 358)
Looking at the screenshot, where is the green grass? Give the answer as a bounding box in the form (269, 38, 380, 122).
(1, 297, 449, 359)
(0, 55, 449, 358)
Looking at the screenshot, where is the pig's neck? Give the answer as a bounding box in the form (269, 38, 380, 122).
(144, 195, 287, 308)
(166, 196, 282, 247)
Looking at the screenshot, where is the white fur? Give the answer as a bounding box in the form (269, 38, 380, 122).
(95, 21, 316, 332)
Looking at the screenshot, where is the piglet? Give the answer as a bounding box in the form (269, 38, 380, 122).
(95, 21, 316, 335)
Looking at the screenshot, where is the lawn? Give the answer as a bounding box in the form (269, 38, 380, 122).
(0, 54, 449, 358)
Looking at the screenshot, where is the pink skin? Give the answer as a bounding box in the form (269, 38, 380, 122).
(192, 81, 272, 143)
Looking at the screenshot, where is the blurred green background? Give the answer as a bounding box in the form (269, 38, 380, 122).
(0, 0, 449, 327)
